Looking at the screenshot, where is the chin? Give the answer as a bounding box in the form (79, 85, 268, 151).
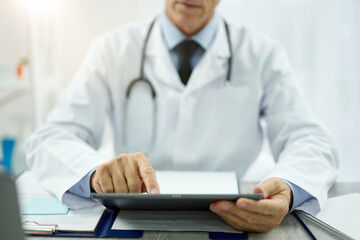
(177, 15, 196, 24)
(176, 11, 201, 24)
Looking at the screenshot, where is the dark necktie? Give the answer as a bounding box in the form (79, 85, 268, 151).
(174, 40, 199, 85)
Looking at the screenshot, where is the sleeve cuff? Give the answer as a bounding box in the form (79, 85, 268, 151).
(282, 179, 313, 212)
(67, 167, 97, 198)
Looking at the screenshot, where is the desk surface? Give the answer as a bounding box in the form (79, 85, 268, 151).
(26, 182, 360, 240)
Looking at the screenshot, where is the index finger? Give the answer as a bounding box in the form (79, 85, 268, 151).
(236, 198, 281, 216)
(135, 154, 160, 194)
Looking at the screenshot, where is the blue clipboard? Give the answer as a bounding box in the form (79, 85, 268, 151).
(209, 232, 248, 239)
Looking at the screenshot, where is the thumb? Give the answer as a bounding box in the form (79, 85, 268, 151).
(253, 178, 283, 199)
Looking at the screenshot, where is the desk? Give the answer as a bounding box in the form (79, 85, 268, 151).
(26, 182, 360, 240)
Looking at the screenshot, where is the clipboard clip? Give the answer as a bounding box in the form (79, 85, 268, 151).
(22, 220, 57, 234)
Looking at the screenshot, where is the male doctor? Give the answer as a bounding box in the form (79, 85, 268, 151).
(26, 0, 338, 233)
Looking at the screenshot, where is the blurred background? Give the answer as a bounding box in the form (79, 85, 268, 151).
(0, 0, 359, 181)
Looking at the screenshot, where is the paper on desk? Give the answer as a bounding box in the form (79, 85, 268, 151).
(21, 204, 105, 232)
(316, 193, 360, 240)
(16, 170, 105, 232)
(22, 197, 69, 215)
(156, 170, 239, 194)
(112, 210, 241, 233)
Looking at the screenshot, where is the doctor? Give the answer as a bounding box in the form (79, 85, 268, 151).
(26, 0, 338, 233)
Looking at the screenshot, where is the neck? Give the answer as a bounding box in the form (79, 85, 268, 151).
(166, 11, 214, 36)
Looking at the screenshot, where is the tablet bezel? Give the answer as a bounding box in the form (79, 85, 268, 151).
(91, 193, 263, 211)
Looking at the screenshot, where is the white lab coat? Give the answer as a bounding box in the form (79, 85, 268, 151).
(26, 18, 338, 211)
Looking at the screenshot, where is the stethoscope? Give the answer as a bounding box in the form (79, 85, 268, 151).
(123, 18, 233, 153)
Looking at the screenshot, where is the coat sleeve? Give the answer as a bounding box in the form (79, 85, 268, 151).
(259, 43, 339, 214)
(26, 36, 114, 209)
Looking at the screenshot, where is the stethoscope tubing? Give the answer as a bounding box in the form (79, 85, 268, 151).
(123, 17, 233, 153)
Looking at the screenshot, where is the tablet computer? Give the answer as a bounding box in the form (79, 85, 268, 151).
(91, 193, 263, 211)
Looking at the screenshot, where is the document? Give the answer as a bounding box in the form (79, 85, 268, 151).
(316, 193, 360, 239)
(22, 205, 105, 232)
(16, 171, 105, 233)
(299, 193, 360, 240)
(22, 197, 69, 215)
(112, 210, 241, 233)
(112, 171, 242, 233)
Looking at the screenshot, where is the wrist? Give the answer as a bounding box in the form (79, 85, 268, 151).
(90, 170, 97, 193)
(282, 180, 294, 211)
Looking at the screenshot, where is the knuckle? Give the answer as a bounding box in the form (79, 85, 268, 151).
(135, 179, 142, 188)
(142, 167, 155, 176)
(97, 165, 108, 175)
(273, 177, 281, 183)
(232, 221, 243, 231)
(95, 174, 102, 183)
(247, 216, 257, 224)
(102, 186, 113, 193)
(269, 177, 280, 187)
(264, 205, 272, 215)
(241, 222, 253, 232)
(119, 185, 128, 193)
(275, 178, 284, 188)
(135, 152, 146, 158)
(128, 182, 141, 192)
(107, 160, 117, 169)
(110, 157, 120, 166)
(128, 178, 142, 188)
(118, 153, 129, 162)
(114, 183, 128, 193)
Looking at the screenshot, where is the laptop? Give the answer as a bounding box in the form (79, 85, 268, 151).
(0, 172, 25, 240)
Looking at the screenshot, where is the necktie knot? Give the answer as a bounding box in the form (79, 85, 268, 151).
(174, 40, 200, 85)
(174, 40, 199, 62)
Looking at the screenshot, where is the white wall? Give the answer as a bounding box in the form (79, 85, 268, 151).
(57, 0, 163, 88)
(0, 0, 29, 61)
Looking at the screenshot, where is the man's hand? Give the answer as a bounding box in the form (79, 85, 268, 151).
(210, 177, 293, 233)
(90, 152, 160, 194)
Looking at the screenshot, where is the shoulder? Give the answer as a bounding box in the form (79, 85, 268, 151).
(225, 19, 283, 55)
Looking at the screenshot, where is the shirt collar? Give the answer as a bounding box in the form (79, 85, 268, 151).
(160, 11, 219, 51)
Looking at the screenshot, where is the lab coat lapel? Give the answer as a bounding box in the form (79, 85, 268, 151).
(185, 21, 231, 94)
(146, 21, 184, 91)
